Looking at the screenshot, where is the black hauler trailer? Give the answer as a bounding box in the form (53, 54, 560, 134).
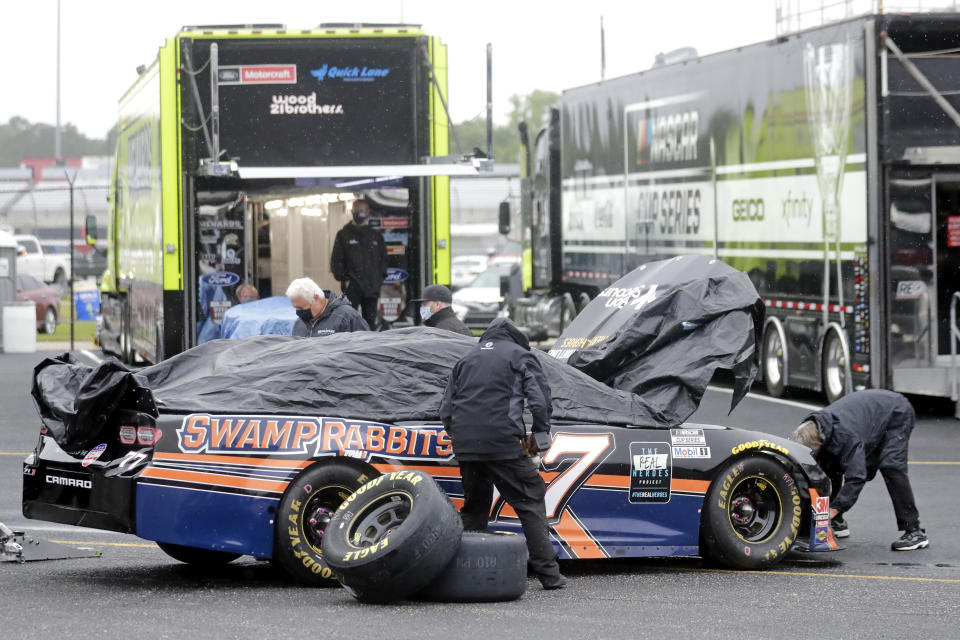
(99, 25, 475, 365)
(513, 12, 960, 408)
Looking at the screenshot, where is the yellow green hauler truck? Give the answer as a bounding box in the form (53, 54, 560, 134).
(98, 23, 480, 363)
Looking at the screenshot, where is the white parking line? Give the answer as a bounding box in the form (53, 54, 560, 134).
(706, 385, 824, 412)
(79, 349, 103, 365)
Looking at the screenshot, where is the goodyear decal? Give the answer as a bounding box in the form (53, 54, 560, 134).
(177, 414, 453, 461)
(730, 439, 789, 456)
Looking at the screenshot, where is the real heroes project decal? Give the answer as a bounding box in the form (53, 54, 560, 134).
(184, 37, 418, 167)
(629, 442, 671, 503)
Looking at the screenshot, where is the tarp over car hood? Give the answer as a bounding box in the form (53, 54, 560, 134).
(551, 255, 764, 427)
(33, 328, 664, 451)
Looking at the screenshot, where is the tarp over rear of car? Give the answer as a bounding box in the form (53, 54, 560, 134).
(32, 328, 662, 451)
(552, 255, 765, 427)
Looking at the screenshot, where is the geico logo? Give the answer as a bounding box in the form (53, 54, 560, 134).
(45, 475, 92, 489)
(732, 198, 765, 221)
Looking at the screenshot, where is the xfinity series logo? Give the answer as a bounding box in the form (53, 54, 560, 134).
(310, 64, 391, 82)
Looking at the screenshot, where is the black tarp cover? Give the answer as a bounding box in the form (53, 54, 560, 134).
(33, 328, 661, 450)
(551, 255, 764, 427)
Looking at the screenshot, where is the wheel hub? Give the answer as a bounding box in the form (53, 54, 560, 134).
(308, 507, 333, 539)
(730, 496, 756, 526)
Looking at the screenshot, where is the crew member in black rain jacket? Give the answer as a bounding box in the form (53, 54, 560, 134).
(330, 198, 387, 329)
(286, 277, 369, 337)
(791, 389, 928, 551)
(439, 318, 566, 589)
(414, 284, 474, 337)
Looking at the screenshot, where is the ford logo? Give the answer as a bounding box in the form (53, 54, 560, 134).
(384, 268, 408, 284)
(201, 271, 241, 287)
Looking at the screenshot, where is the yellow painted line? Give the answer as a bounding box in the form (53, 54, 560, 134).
(695, 567, 960, 584)
(0, 452, 29, 456)
(49, 540, 158, 549)
(910, 461, 960, 465)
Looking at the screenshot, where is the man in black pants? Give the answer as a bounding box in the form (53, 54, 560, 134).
(330, 198, 387, 329)
(439, 318, 566, 589)
(791, 389, 928, 551)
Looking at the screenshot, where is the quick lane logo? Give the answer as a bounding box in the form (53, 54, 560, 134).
(177, 414, 453, 460)
(637, 111, 699, 165)
(310, 64, 391, 83)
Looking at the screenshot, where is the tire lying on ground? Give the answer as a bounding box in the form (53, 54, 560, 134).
(417, 531, 529, 602)
(321, 469, 463, 602)
(156, 541, 242, 566)
(273, 461, 372, 586)
(700, 455, 802, 570)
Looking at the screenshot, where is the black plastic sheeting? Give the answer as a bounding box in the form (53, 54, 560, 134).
(551, 255, 764, 428)
(33, 328, 661, 451)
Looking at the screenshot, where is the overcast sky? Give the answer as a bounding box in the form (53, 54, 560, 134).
(1, 0, 776, 139)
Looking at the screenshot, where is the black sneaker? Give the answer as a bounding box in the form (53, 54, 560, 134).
(831, 515, 850, 539)
(538, 573, 567, 590)
(891, 528, 929, 551)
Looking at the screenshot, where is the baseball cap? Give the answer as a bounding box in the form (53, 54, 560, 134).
(413, 284, 453, 304)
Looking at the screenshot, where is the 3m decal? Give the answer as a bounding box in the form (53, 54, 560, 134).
(176, 414, 453, 461)
(540, 433, 615, 519)
(629, 442, 671, 503)
(670, 428, 706, 445)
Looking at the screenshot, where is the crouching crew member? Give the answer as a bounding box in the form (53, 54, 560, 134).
(286, 277, 369, 337)
(414, 284, 473, 337)
(439, 318, 566, 589)
(791, 389, 928, 551)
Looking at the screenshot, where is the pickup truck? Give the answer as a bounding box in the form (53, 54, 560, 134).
(15, 234, 70, 287)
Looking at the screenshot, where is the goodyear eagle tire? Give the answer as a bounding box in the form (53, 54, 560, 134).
(701, 456, 801, 570)
(274, 461, 372, 587)
(156, 542, 242, 566)
(321, 469, 463, 603)
(416, 531, 528, 602)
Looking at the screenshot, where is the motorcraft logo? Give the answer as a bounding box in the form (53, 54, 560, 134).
(218, 65, 297, 85)
(310, 64, 391, 83)
(270, 92, 344, 116)
(177, 414, 454, 461)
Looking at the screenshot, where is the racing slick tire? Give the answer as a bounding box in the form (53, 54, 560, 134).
(156, 542, 242, 566)
(701, 455, 801, 570)
(321, 470, 463, 603)
(273, 461, 372, 587)
(416, 531, 528, 602)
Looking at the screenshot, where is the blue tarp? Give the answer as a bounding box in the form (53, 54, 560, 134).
(220, 296, 297, 339)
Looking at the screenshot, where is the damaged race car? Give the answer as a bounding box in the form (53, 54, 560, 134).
(23, 255, 838, 586)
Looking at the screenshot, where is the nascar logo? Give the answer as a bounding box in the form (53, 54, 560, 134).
(81, 443, 107, 467)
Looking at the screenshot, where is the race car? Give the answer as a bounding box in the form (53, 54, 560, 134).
(24, 256, 838, 585)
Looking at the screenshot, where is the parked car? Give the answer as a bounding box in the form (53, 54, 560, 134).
(451, 254, 489, 290)
(16, 273, 60, 334)
(451, 263, 519, 330)
(15, 234, 71, 288)
(40, 241, 108, 281)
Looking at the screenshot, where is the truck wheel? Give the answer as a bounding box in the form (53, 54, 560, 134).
(273, 462, 372, 587)
(762, 325, 786, 398)
(321, 470, 463, 603)
(53, 268, 66, 290)
(416, 531, 528, 602)
(701, 456, 801, 570)
(41, 307, 57, 335)
(822, 330, 847, 404)
(157, 542, 241, 565)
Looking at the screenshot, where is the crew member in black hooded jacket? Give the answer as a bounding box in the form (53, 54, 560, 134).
(791, 389, 928, 551)
(439, 318, 566, 589)
(330, 198, 387, 329)
(286, 277, 369, 337)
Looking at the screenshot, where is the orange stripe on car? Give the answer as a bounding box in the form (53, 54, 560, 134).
(141, 466, 289, 493)
(553, 508, 607, 559)
(152, 451, 312, 470)
(672, 478, 710, 494)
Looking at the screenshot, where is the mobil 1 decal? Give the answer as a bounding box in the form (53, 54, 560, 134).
(629, 442, 671, 503)
(186, 37, 418, 167)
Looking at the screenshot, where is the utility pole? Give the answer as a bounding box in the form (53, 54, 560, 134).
(55, 0, 62, 162)
(601, 15, 606, 80)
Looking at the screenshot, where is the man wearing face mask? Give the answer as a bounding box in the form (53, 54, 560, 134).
(286, 277, 369, 337)
(413, 284, 473, 337)
(330, 198, 387, 330)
